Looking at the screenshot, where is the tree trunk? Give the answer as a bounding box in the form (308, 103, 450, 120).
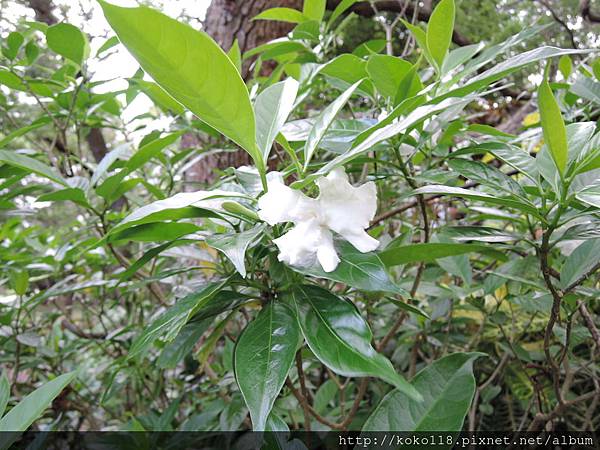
(186, 0, 301, 186)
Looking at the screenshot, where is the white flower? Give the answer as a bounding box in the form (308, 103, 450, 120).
(258, 167, 379, 272)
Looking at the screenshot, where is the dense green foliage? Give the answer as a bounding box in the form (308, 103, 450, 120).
(1, 0, 600, 436)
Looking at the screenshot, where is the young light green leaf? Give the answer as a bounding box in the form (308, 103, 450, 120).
(227, 39, 242, 74)
(255, 78, 299, 161)
(46, 23, 89, 65)
(0, 371, 77, 432)
(302, 0, 326, 22)
(366, 55, 413, 100)
(426, 0, 455, 72)
(99, 1, 261, 170)
(206, 225, 265, 278)
(287, 285, 421, 401)
(328, 0, 358, 25)
(538, 79, 568, 175)
(0, 150, 68, 187)
(0, 373, 9, 418)
(379, 242, 503, 267)
(363, 353, 483, 433)
(235, 302, 301, 431)
(253, 8, 308, 23)
(304, 80, 361, 167)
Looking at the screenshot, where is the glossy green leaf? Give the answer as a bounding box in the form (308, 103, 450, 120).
(296, 240, 409, 296)
(157, 318, 212, 369)
(99, 1, 261, 169)
(255, 78, 299, 161)
(302, 0, 326, 22)
(0, 118, 51, 148)
(227, 39, 242, 74)
(4, 32, 24, 60)
(363, 353, 482, 432)
(560, 239, 600, 289)
(0, 150, 68, 187)
(426, 0, 455, 71)
(318, 96, 471, 176)
(304, 80, 361, 167)
(110, 191, 237, 235)
(328, 0, 358, 25)
(402, 20, 435, 70)
(379, 242, 501, 267)
(108, 222, 201, 243)
(0, 371, 77, 432)
(235, 302, 301, 430)
(253, 8, 308, 23)
(538, 79, 568, 175)
(37, 188, 90, 208)
(0, 373, 9, 418)
(438, 47, 587, 103)
(287, 285, 421, 401)
(46, 23, 89, 65)
(366, 55, 413, 100)
(128, 281, 231, 359)
(207, 225, 265, 277)
(558, 55, 572, 79)
(320, 54, 374, 96)
(412, 185, 541, 217)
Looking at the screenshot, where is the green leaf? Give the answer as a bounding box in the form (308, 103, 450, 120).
(235, 302, 301, 431)
(328, 0, 358, 25)
(46, 23, 89, 65)
(255, 78, 299, 162)
(157, 318, 212, 369)
(10, 271, 29, 296)
(37, 188, 90, 208)
(412, 185, 541, 218)
(401, 20, 435, 70)
(438, 46, 587, 103)
(366, 55, 413, 100)
(560, 239, 600, 289)
(128, 281, 232, 359)
(303, 0, 326, 22)
(363, 353, 482, 432)
(379, 242, 501, 267)
(426, 0, 455, 72)
(4, 32, 24, 60)
(538, 79, 568, 175)
(558, 55, 572, 79)
(320, 54, 374, 97)
(304, 80, 361, 167)
(296, 240, 409, 296)
(110, 191, 235, 235)
(207, 225, 265, 277)
(317, 96, 472, 176)
(253, 8, 308, 24)
(108, 222, 201, 243)
(0, 118, 50, 148)
(0, 371, 77, 432)
(286, 285, 421, 401)
(0, 373, 9, 418)
(99, 1, 261, 169)
(448, 158, 526, 197)
(227, 39, 242, 74)
(0, 150, 68, 187)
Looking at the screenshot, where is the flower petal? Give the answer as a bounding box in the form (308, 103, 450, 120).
(258, 172, 318, 225)
(273, 220, 340, 272)
(317, 167, 379, 252)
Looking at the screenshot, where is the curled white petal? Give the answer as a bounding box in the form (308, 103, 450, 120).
(257, 172, 318, 225)
(273, 220, 339, 272)
(260, 167, 378, 272)
(316, 167, 379, 252)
